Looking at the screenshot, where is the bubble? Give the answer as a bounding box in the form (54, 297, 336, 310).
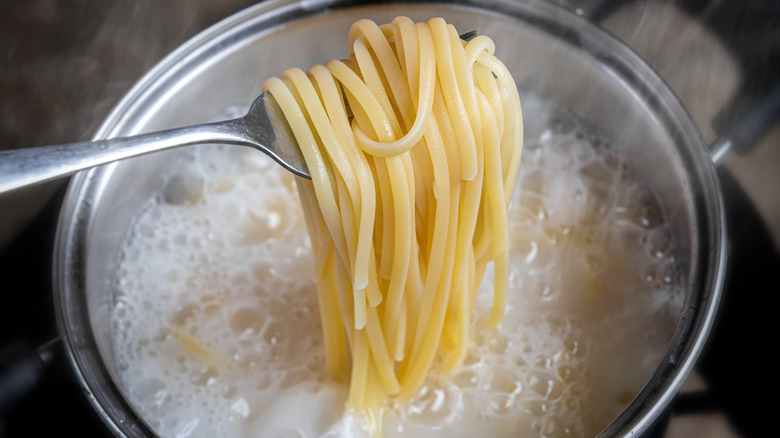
(189, 366, 219, 386)
(534, 283, 554, 302)
(525, 372, 563, 400)
(485, 393, 514, 417)
(646, 227, 673, 259)
(656, 260, 681, 287)
(171, 304, 200, 326)
(556, 365, 576, 383)
(532, 355, 553, 370)
(562, 395, 579, 411)
(568, 384, 586, 397)
(134, 377, 168, 405)
(486, 333, 509, 355)
(562, 337, 586, 359)
(518, 399, 547, 416)
(230, 398, 251, 418)
(406, 386, 454, 425)
(484, 368, 522, 395)
(229, 308, 265, 336)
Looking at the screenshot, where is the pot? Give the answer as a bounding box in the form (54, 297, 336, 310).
(53, 0, 727, 436)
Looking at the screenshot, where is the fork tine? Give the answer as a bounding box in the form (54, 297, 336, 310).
(460, 30, 479, 42)
(256, 93, 311, 179)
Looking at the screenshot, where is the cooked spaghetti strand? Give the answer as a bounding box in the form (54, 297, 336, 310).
(261, 16, 523, 436)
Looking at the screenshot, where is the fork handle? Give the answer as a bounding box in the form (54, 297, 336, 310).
(0, 119, 248, 194)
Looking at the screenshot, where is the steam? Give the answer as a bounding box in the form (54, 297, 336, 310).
(0, 0, 255, 249)
(602, 0, 739, 143)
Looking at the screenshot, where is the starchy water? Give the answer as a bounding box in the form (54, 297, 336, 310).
(109, 95, 684, 438)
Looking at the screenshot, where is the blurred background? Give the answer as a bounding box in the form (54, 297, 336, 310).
(0, 0, 778, 437)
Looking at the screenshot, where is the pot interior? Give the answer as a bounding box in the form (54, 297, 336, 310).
(55, 1, 724, 437)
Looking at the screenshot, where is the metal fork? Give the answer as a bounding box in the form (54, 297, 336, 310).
(0, 92, 308, 194)
(0, 31, 480, 194)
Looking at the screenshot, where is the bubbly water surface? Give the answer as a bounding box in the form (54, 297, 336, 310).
(109, 96, 684, 438)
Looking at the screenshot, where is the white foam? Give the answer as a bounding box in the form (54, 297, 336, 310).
(110, 95, 684, 438)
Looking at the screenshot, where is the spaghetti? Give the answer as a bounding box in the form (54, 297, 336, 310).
(261, 16, 523, 432)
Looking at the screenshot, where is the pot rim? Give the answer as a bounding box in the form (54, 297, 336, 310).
(53, 1, 728, 437)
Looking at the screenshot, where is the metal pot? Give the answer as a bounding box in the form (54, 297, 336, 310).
(53, 0, 726, 436)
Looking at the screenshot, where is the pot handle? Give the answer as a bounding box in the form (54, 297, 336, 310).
(0, 338, 58, 414)
(710, 78, 780, 164)
(575, 0, 780, 164)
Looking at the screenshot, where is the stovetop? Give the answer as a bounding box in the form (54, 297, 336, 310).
(1, 1, 778, 437)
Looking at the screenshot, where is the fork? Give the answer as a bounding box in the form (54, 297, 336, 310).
(0, 92, 308, 194)
(0, 31, 480, 195)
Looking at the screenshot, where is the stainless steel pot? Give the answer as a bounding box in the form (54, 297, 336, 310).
(53, 0, 727, 436)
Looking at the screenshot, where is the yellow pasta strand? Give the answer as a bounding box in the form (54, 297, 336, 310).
(260, 17, 523, 436)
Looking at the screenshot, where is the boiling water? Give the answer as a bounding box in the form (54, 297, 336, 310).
(109, 96, 684, 438)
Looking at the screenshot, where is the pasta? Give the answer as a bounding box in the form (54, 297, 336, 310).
(261, 16, 523, 433)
